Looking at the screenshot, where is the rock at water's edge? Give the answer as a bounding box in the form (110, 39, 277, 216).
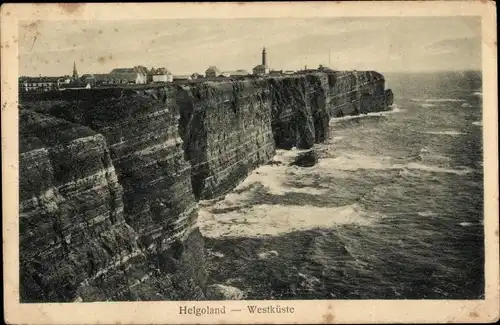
(291, 150, 319, 167)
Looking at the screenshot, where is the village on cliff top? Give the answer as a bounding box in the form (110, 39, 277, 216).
(19, 47, 335, 92)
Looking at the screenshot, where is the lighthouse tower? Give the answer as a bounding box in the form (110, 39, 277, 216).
(253, 46, 270, 75)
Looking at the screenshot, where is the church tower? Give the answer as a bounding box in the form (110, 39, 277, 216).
(72, 62, 79, 80)
(262, 47, 267, 66)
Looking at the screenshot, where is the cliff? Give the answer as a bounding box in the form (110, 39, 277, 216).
(19, 70, 393, 302)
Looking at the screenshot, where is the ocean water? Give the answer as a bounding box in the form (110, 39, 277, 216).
(201, 71, 484, 300)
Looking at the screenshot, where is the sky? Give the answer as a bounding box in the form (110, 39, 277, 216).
(18, 17, 482, 77)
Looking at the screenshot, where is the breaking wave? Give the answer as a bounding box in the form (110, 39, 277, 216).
(411, 98, 466, 103)
(417, 211, 436, 217)
(424, 130, 466, 136)
(404, 163, 473, 176)
(200, 202, 374, 238)
(318, 153, 473, 176)
(330, 105, 404, 124)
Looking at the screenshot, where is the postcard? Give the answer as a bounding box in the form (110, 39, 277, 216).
(1, 1, 498, 324)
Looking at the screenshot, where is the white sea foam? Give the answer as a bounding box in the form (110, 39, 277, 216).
(398, 168, 421, 178)
(317, 153, 474, 177)
(314, 151, 475, 177)
(472, 92, 482, 97)
(472, 121, 482, 126)
(458, 222, 476, 227)
(207, 250, 225, 258)
(257, 250, 279, 259)
(199, 202, 374, 238)
(330, 106, 404, 124)
(417, 211, 436, 217)
(405, 163, 473, 175)
(318, 153, 399, 171)
(411, 98, 466, 103)
(424, 130, 466, 136)
(199, 144, 474, 238)
(239, 160, 328, 196)
(198, 147, 383, 238)
(461, 103, 473, 108)
(420, 103, 438, 108)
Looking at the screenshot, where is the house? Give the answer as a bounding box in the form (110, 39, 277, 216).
(109, 66, 148, 84)
(284, 70, 296, 75)
(87, 74, 122, 86)
(79, 72, 135, 87)
(191, 73, 203, 80)
(205, 66, 221, 78)
(152, 74, 173, 83)
(220, 70, 250, 77)
(80, 74, 95, 83)
(149, 67, 173, 83)
(252, 64, 270, 75)
(19, 76, 69, 92)
(269, 70, 283, 76)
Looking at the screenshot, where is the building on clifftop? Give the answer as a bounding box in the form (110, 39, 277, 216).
(109, 66, 148, 84)
(19, 76, 68, 92)
(148, 67, 173, 83)
(220, 69, 250, 78)
(205, 66, 221, 78)
(191, 72, 203, 80)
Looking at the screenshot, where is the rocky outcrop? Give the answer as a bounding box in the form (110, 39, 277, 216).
(290, 150, 319, 167)
(19, 70, 393, 302)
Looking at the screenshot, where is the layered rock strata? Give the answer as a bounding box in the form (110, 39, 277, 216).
(328, 71, 392, 117)
(20, 88, 205, 302)
(19, 70, 393, 302)
(176, 79, 275, 199)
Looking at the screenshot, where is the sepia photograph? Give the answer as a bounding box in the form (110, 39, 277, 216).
(2, 2, 498, 324)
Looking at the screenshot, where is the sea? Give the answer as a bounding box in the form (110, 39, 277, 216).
(199, 71, 484, 300)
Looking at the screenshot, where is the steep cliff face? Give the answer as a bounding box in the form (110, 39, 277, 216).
(268, 76, 316, 149)
(268, 73, 332, 150)
(176, 79, 275, 199)
(21, 88, 206, 302)
(19, 110, 142, 301)
(328, 71, 391, 117)
(19, 70, 393, 302)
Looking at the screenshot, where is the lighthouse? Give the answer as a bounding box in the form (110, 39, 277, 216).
(253, 47, 270, 75)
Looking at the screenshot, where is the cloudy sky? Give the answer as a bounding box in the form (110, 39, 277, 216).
(18, 17, 481, 77)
